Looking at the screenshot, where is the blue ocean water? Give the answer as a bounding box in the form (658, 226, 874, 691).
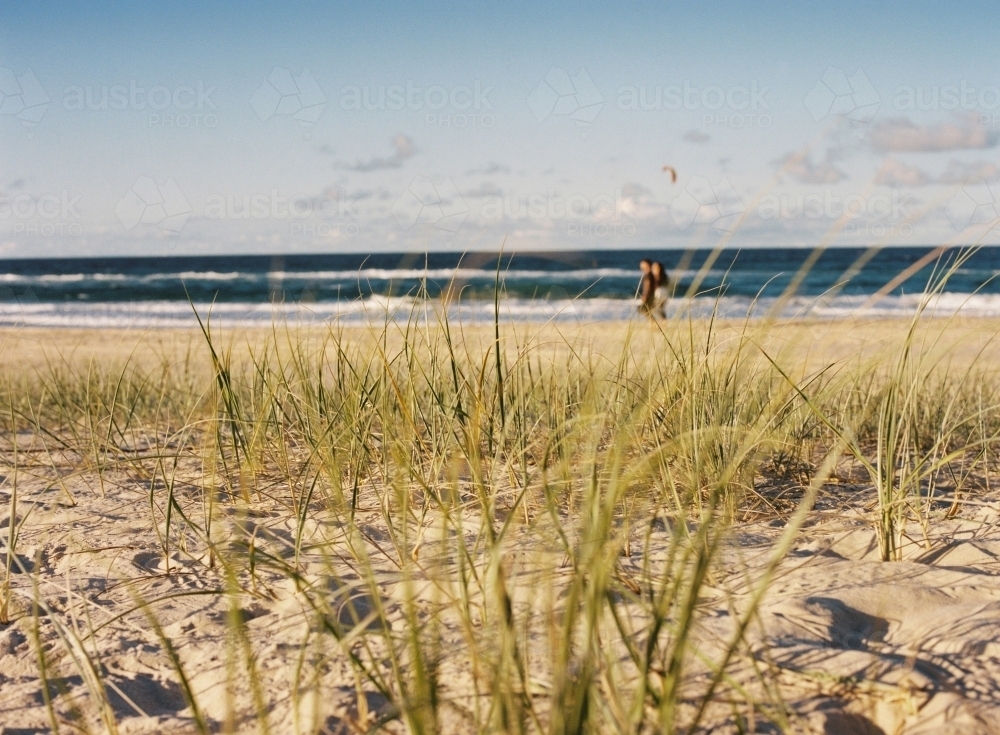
(0, 247, 998, 327)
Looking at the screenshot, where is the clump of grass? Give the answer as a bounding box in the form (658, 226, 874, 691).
(768, 247, 1000, 561)
(1, 273, 998, 732)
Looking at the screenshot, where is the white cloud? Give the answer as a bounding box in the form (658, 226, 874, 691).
(464, 182, 504, 197)
(683, 130, 710, 144)
(939, 159, 1000, 184)
(872, 157, 1000, 187)
(621, 182, 652, 199)
(869, 113, 998, 152)
(465, 162, 511, 176)
(346, 133, 416, 171)
(874, 158, 930, 187)
(775, 150, 847, 184)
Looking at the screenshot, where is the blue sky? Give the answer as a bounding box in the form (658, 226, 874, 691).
(3, 0, 1000, 257)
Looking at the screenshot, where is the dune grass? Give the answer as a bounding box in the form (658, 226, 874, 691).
(1, 277, 1000, 732)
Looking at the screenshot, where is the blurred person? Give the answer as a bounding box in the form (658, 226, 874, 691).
(638, 258, 656, 316)
(652, 261, 669, 318)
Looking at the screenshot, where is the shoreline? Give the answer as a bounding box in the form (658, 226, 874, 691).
(5, 290, 1000, 329)
(2, 315, 1000, 373)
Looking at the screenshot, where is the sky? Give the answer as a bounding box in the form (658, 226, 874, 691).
(3, 0, 1000, 258)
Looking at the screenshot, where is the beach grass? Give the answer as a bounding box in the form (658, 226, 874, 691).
(1, 283, 1000, 732)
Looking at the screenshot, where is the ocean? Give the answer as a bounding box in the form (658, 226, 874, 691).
(1, 247, 999, 328)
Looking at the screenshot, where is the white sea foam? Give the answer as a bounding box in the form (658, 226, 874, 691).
(0, 267, 729, 286)
(2, 292, 1000, 328)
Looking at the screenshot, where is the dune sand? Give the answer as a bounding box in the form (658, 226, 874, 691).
(1, 321, 999, 734)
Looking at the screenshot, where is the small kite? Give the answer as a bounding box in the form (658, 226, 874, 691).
(662, 165, 677, 183)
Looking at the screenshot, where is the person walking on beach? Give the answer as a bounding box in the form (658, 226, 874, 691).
(638, 259, 656, 316)
(651, 261, 668, 318)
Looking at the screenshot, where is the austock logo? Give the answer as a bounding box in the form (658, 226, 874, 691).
(115, 176, 191, 233)
(528, 67, 603, 133)
(945, 178, 1000, 232)
(251, 67, 326, 126)
(0, 287, 40, 326)
(1, 190, 84, 237)
(0, 67, 50, 135)
(805, 67, 880, 134)
(391, 177, 468, 232)
(0, 291, 140, 328)
(670, 177, 745, 232)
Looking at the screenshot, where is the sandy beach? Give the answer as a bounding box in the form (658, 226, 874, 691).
(0, 317, 999, 734)
(8, 0, 1000, 730)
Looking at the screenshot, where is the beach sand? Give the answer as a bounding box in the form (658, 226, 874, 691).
(1, 320, 1000, 734)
